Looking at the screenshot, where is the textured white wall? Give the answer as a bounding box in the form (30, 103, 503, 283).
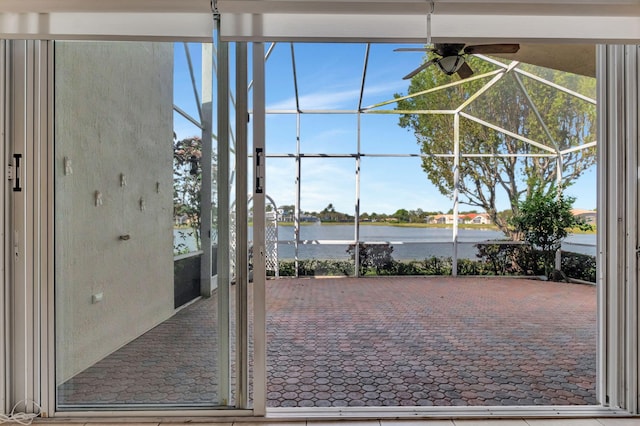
(54, 42, 174, 384)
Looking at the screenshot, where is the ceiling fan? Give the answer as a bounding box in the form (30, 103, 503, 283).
(395, 43, 520, 80)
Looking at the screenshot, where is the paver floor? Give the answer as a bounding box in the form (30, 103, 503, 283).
(58, 277, 596, 408)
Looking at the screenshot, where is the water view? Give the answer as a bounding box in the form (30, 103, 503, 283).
(175, 224, 596, 260)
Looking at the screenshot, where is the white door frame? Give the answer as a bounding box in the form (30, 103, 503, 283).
(0, 39, 6, 416)
(1, 35, 640, 421)
(4, 39, 52, 417)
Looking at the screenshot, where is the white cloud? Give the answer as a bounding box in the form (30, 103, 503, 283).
(267, 81, 407, 111)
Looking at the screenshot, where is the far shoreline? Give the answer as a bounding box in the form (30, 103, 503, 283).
(277, 221, 498, 230)
(177, 222, 596, 234)
(274, 221, 596, 234)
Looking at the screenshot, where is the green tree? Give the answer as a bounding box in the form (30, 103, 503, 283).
(174, 136, 202, 251)
(393, 208, 410, 222)
(173, 135, 218, 253)
(510, 183, 591, 277)
(396, 56, 596, 238)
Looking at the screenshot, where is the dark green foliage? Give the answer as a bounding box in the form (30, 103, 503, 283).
(423, 256, 452, 275)
(346, 243, 395, 276)
(380, 257, 453, 276)
(510, 184, 592, 277)
(561, 251, 597, 283)
(272, 251, 594, 281)
(456, 258, 490, 276)
(512, 246, 547, 276)
(387, 261, 425, 276)
(475, 241, 524, 275)
(275, 259, 353, 277)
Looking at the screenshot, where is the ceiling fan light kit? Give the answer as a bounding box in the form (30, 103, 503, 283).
(397, 43, 521, 80)
(437, 55, 465, 75)
(394, 0, 521, 80)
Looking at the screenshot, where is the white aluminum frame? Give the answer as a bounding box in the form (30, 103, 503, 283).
(41, 37, 251, 417)
(215, 20, 233, 407)
(235, 41, 250, 409)
(596, 44, 640, 414)
(0, 39, 6, 416)
(200, 43, 214, 298)
(4, 39, 52, 417)
(252, 41, 267, 416)
(172, 38, 237, 409)
(0, 3, 638, 421)
(262, 45, 597, 277)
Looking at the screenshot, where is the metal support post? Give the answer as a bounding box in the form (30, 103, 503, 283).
(295, 113, 301, 278)
(252, 41, 267, 416)
(291, 44, 301, 278)
(235, 41, 249, 409)
(201, 43, 214, 297)
(215, 21, 231, 406)
(555, 155, 563, 272)
(355, 114, 361, 278)
(452, 112, 460, 276)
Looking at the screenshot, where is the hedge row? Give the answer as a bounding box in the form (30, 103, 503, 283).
(268, 243, 595, 283)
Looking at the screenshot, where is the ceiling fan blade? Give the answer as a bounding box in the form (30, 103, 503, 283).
(456, 61, 474, 80)
(402, 59, 437, 80)
(464, 44, 520, 55)
(394, 47, 431, 52)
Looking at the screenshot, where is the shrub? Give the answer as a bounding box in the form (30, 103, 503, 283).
(475, 241, 524, 275)
(510, 183, 592, 278)
(457, 258, 489, 275)
(422, 256, 453, 275)
(561, 251, 596, 283)
(388, 260, 427, 275)
(272, 251, 595, 281)
(275, 259, 353, 277)
(346, 243, 395, 275)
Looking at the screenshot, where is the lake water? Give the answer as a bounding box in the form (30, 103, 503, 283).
(175, 225, 596, 260)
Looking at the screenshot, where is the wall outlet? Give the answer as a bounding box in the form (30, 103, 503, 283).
(92, 292, 103, 304)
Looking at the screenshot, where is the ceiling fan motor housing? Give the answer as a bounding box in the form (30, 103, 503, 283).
(437, 55, 465, 75)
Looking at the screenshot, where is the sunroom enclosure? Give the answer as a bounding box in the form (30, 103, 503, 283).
(256, 43, 597, 279)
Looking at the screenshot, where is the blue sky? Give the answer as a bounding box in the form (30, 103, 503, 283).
(174, 42, 597, 216)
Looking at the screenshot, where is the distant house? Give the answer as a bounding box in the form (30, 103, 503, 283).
(428, 213, 492, 225)
(429, 214, 455, 224)
(277, 208, 294, 222)
(462, 213, 492, 225)
(300, 214, 321, 223)
(572, 209, 597, 224)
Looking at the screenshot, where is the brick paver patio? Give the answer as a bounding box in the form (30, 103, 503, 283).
(58, 277, 596, 408)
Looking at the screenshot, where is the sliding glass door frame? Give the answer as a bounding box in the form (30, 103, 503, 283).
(1, 34, 639, 421)
(1, 37, 258, 417)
